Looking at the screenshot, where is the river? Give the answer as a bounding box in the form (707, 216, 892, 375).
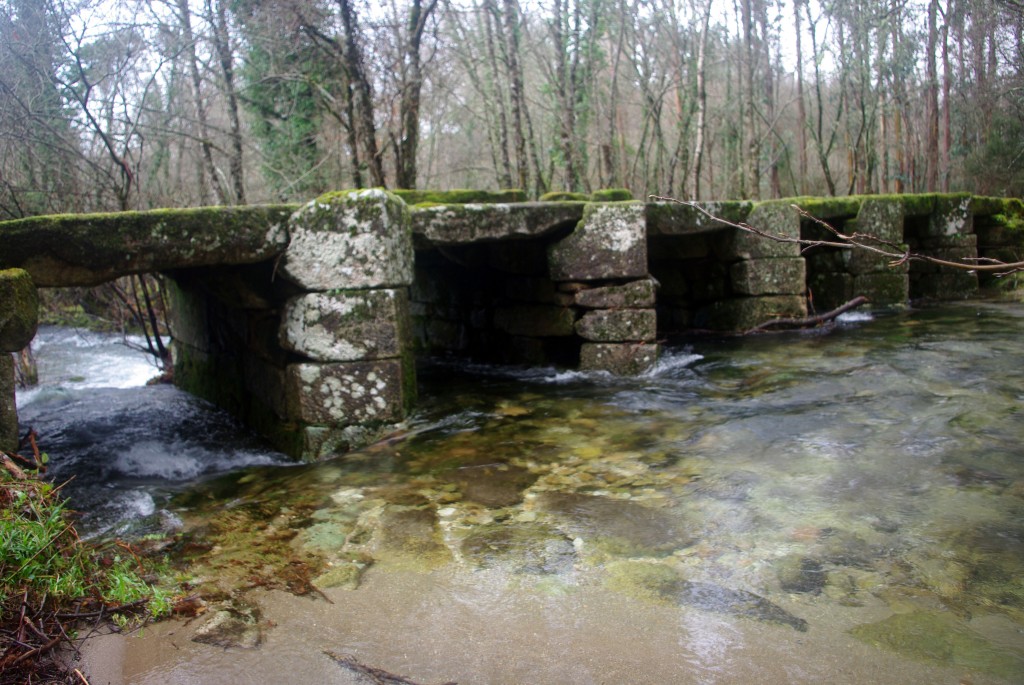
(15, 304, 1024, 684)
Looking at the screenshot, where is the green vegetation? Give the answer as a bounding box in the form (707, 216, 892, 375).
(0, 459, 175, 679)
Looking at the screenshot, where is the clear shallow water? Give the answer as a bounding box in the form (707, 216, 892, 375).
(18, 307, 1024, 683)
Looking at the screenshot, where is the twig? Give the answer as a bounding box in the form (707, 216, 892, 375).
(322, 650, 457, 685)
(648, 195, 1024, 275)
(747, 296, 871, 333)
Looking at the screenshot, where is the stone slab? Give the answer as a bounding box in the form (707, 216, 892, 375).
(285, 359, 411, 426)
(411, 202, 584, 246)
(574, 280, 656, 308)
(281, 289, 410, 362)
(0, 268, 38, 352)
(281, 190, 413, 290)
(842, 243, 910, 276)
(730, 258, 806, 296)
(579, 343, 659, 375)
(548, 203, 648, 281)
(575, 309, 656, 342)
(0, 206, 293, 287)
(645, 201, 753, 235)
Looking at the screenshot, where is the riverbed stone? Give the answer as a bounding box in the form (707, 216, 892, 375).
(192, 599, 262, 649)
(285, 359, 412, 425)
(534, 491, 693, 557)
(579, 343, 659, 375)
(280, 289, 410, 362)
(0, 269, 38, 352)
(575, 309, 656, 342)
(281, 189, 413, 290)
(461, 522, 576, 574)
(574, 279, 656, 309)
(730, 258, 806, 296)
(548, 203, 648, 281)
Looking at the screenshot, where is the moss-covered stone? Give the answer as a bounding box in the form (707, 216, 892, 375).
(645, 200, 753, 236)
(549, 203, 648, 281)
(574, 279, 656, 308)
(714, 201, 801, 260)
(282, 189, 412, 290)
(285, 358, 411, 426)
(0, 205, 294, 287)
(540, 191, 591, 202)
(856, 197, 905, 242)
(410, 202, 584, 246)
(841, 234, 910, 275)
(391, 188, 527, 205)
(850, 611, 1024, 679)
(591, 188, 634, 202)
(461, 522, 575, 574)
(575, 308, 656, 342)
(927, 194, 974, 238)
(789, 195, 863, 219)
(0, 269, 38, 353)
(578, 342, 659, 375)
(280, 288, 411, 362)
(808, 271, 855, 311)
(730, 258, 806, 296)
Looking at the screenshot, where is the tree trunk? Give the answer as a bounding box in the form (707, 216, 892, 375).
(690, 0, 712, 200)
(925, 0, 939, 191)
(338, 0, 386, 188)
(210, 0, 245, 203)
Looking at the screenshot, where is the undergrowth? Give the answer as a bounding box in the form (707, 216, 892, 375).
(0, 452, 174, 683)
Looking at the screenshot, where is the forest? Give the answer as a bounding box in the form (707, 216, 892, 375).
(1, 0, 1022, 220)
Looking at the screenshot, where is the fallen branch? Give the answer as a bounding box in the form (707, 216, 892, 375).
(323, 651, 457, 685)
(747, 296, 870, 333)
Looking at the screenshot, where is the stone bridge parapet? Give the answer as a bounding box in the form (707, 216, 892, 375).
(1, 191, 1022, 458)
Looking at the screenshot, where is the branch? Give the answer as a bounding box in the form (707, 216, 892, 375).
(649, 196, 1024, 276)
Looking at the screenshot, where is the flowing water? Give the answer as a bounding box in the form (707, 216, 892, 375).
(15, 305, 1024, 684)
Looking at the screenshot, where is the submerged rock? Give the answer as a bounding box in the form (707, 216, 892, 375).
(461, 522, 575, 574)
(850, 611, 1024, 679)
(775, 554, 827, 594)
(605, 561, 808, 632)
(444, 463, 538, 508)
(533, 492, 694, 557)
(192, 599, 262, 649)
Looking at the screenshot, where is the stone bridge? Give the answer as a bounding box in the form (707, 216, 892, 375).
(1, 189, 1022, 459)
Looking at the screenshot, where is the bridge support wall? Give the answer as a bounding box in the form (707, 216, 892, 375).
(1, 193, 1022, 460)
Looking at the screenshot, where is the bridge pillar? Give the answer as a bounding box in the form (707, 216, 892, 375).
(0, 268, 38, 452)
(547, 202, 659, 374)
(276, 189, 416, 458)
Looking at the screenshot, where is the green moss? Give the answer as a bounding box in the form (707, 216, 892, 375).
(540, 191, 591, 202)
(591, 188, 634, 202)
(391, 189, 527, 205)
(788, 195, 863, 219)
(850, 611, 1024, 679)
(0, 268, 39, 352)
